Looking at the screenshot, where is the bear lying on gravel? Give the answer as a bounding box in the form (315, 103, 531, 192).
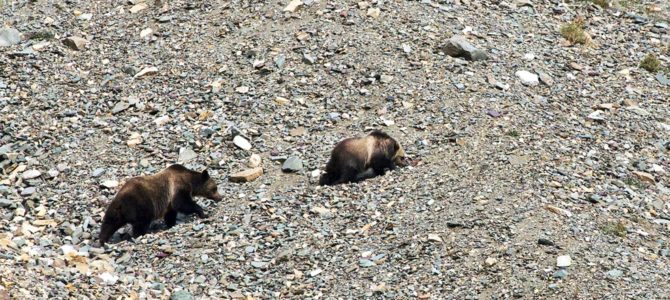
(99, 164, 222, 245)
(319, 130, 408, 185)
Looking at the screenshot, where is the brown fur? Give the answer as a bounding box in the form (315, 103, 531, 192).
(99, 164, 222, 245)
(319, 130, 407, 185)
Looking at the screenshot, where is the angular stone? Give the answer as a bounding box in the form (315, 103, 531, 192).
(179, 148, 197, 162)
(633, 171, 655, 183)
(129, 3, 148, 13)
(0, 28, 21, 47)
(170, 290, 194, 300)
(282, 156, 303, 172)
(0, 198, 12, 208)
(380, 75, 393, 83)
(303, 53, 317, 65)
(21, 187, 36, 196)
(62, 37, 88, 51)
(133, 67, 158, 79)
(515, 71, 539, 86)
(274, 97, 290, 105)
(289, 127, 306, 136)
(101, 180, 119, 189)
(556, 255, 571, 267)
(367, 8, 381, 18)
(538, 72, 554, 86)
(656, 74, 669, 86)
(248, 154, 262, 168)
(111, 101, 130, 114)
(229, 168, 263, 183)
(441, 35, 488, 61)
(140, 28, 153, 38)
(284, 0, 303, 12)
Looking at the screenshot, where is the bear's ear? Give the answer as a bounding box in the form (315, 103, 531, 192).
(202, 169, 210, 180)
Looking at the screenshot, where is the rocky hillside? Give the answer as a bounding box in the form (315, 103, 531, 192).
(1, 0, 669, 298)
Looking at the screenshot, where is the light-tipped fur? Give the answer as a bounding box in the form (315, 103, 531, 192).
(319, 130, 407, 185)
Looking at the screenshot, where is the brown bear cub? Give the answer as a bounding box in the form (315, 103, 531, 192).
(99, 164, 222, 245)
(319, 130, 408, 186)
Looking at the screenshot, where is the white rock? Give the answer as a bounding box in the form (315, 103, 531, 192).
(587, 111, 605, 121)
(47, 170, 60, 178)
(380, 75, 393, 83)
(61, 245, 77, 256)
(154, 115, 170, 126)
(556, 255, 572, 267)
(248, 154, 262, 167)
(274, 97, 290, 105)
(133, 67, 158, 79)
(236, 86, 249, 94)
(210, 78, 224, 93)
(515, 71, 539, 86)
(99, 272, 119, 285)
(233, 136, 252, 151)
(129, 3, 148, 13)
(140, 28, 153, 38)
(0, 28, 21, 47)
(77, 13, 93, 21)
(523, 53, 535, 61)
(427, 234, 443, 242)
(179, 148, 198, 162)
(284, 0, 303, 12)
(101, 180, 119, 189)
(22, 170, 42, 180)
(367, 8, 381, 18)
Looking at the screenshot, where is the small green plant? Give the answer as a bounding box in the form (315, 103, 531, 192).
(624, 177, 645, 190)
(639, 54, 661, 73)
(507, 130, 519, 137)
(601, 221, 627, 237)
(560, 18, 591, 45)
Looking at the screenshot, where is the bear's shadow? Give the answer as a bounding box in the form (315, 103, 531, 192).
(103, 212, 201, 245)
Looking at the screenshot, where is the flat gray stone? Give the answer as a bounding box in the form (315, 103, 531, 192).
(0, 28, 20, 47)
(656, 73, 669, 86)
(91, 168, 106, 178)
(282, 156, 303, 172)
(21, 187, 36, 196)
(111, 101, 130, 114)
(170, 290, 194, 300)
(607, 269, 623, 279)
(0, 198, 12, 208)
(441, 35, 488, 61)
(179, 147, 197, 162)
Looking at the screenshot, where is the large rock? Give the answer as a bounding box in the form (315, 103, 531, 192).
(62, 37, 88, 50)
(441, 35, 488, 61)
(170, 290, 194, 300)
(0, 28, 20, 47)
(282, 156, 303, 172)
(229, 168, 263, 183)
(179, 148, 197, 162)
(515, 70, 539, 86)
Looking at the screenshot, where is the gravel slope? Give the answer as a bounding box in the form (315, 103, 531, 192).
(1, 0, 669, 299)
